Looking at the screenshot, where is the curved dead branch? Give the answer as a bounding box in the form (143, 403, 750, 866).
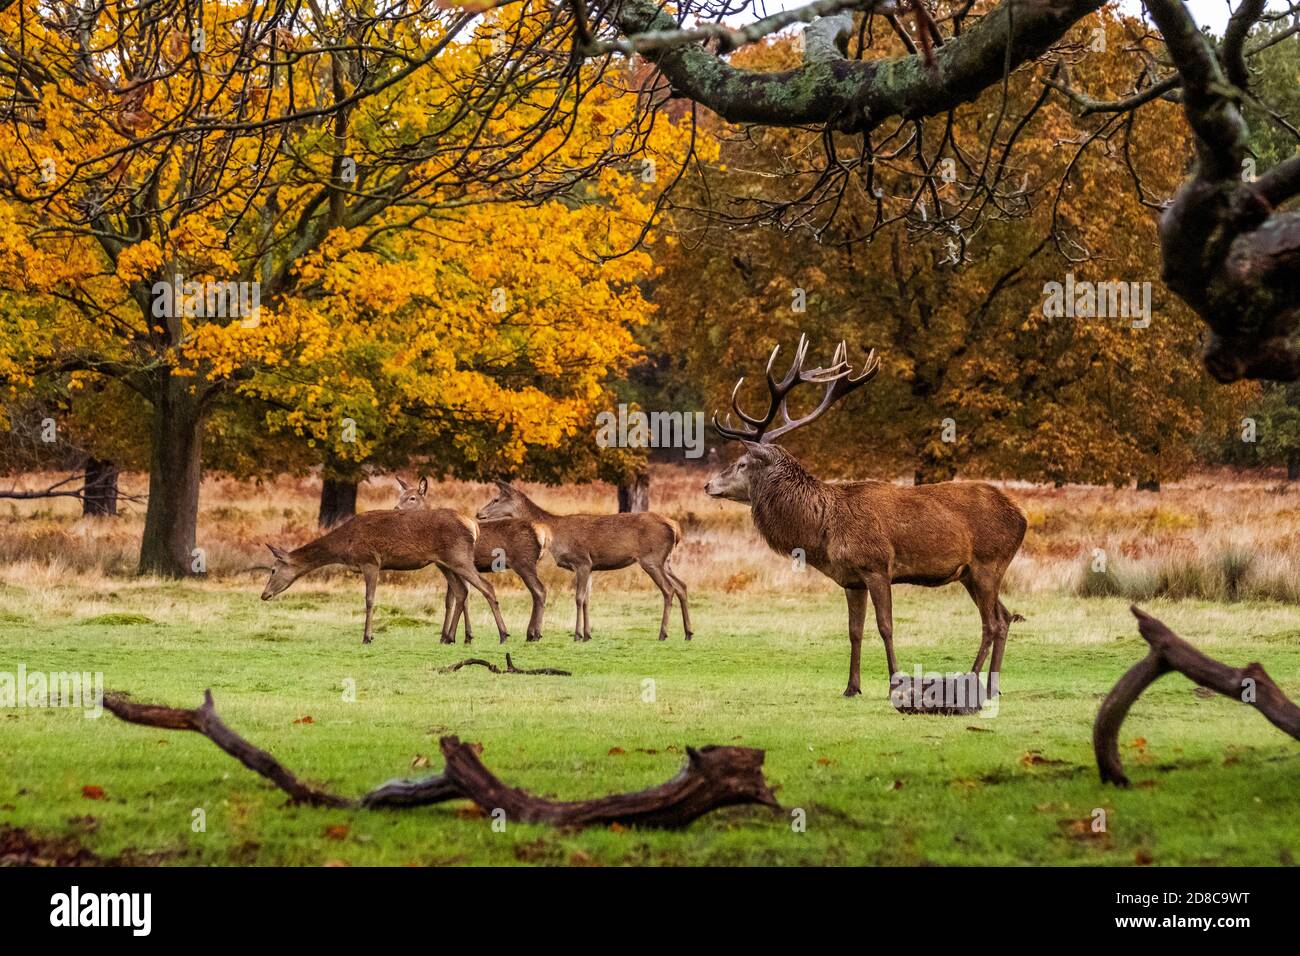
(1093, 607, 1300, 787)
(440, 654, 571, 676)
(102, 690, 778, 828)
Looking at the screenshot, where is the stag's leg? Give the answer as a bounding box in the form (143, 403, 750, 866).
(515, 566, 547, 642)
(445, 560, 508, 643)
(665, 561, 692, 640)
(964, 577, 998, 678)
(361, 565, 379, 645)
(844, 587, 867, 697)
(966, 569, 1010, 697)
(863, 573, 897, 682)
(641, 560, 674, 641)
(572, 564, 592, 642)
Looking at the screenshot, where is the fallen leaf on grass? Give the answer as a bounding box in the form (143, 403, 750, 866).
(816, 757, 833, 766)
(455, 804, 485, 820)
(607, 747, 626, 756)
(1134, 849, 1154, 865)
(411, 755, 430, 769)
(889, 779, 905, 791)
(1020, 750, 1066, 767)
(293, 715, 314, 725)
(81, 786, 105, 800)
(965, 725, 993, 733)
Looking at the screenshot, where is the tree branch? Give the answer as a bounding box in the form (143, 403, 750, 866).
(1093, 607, 1300, 786)
(103, 689, 781, 828)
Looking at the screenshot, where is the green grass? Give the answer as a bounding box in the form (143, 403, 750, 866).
(1, 579, 1298, 866)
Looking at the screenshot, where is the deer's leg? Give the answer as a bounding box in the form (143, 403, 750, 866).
(641, 560, 674, 641)
(987, 576, 1013, 699)
(964, 577, 997, 678)
(361, 565, 379, 645)
(863, 573, 897, 682)
(440, 569, 469, 645)
(572, 564, 592, 642)
(844, 586, 867, 697)
(665, 561, 692, 640)
(967, 570, 1009, 697)
(463, 566, 508, 643)
(516, 566, 547, 642)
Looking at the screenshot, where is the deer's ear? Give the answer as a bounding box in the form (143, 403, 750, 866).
(266, 543, 290, 562)
(494, 479, 514, 495)
(742, 440, 775, 461)
(396, 477, 410, 491)
(418, 476, 428, 496)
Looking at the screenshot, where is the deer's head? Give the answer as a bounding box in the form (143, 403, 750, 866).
(704, 442, 786, 502)
(395, 476, 429, 511)
(477, 481, 524, 521)
(261, 544, 301, 600)
(706, 335, 878, 500)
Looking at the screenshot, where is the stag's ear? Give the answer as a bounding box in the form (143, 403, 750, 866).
(418, 476, 428, 496)
(494, 479, 514, 495)
(396, 477, 410, 491)
(266, 543, 290, 562)
(742, 440, 777, 462)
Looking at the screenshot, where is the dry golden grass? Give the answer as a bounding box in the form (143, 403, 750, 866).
(1, 465, 1298, 605)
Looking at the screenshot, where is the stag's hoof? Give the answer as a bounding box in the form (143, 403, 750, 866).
(684, 632, 694, 642)
(658, 632, 669, 642)
(439, 636, 454, 645)
(843, 686, 861, 698)
(362, 637, 373, 645)
(526, 634, 542, 643)
(498, 634, 509, 644)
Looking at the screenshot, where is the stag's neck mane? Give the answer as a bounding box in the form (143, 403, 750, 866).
(749, 451, 832, 557)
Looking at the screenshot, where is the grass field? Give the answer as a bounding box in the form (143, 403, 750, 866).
(3, 575, 1299, 866)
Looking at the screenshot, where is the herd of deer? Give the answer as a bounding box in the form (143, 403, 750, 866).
(262, 336, 1027, 699)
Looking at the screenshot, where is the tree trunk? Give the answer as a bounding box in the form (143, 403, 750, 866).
(138, 381, 206, 577)
(617, 472, 650, 513)
(319, 476, 359, 528)
(81, 458, 119, 517)
(1136, 478, 1161, 492)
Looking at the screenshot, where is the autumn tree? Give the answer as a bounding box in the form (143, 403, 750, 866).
(0, 1, 684, 572)
(653, 12, 1252, 484)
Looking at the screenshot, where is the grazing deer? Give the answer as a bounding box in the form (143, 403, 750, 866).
(476, 483, 691, 642)
(394, 477, 550, 643)
(704, 335, 1026, 698)
(261, 508, 510, 645)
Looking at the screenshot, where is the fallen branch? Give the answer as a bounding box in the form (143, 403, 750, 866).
(440, 653, 570, 676)
(1093, 606, 1300, 786)
(103, 690, 778, 828)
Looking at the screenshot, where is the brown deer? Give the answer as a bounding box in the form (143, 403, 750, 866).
(394, 477, 550, 643)
(261, 508, 510, 645)
(704, 335, 1026, 698)
(476, 483, 691, 642)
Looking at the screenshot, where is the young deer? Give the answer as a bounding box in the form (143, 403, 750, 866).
(476, 483, 691, 642)
(705, 335, 1026, 698)
(394, 477, 550, 643)
(261, 508, 510, 645)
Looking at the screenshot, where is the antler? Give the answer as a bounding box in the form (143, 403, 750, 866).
(712, 334, 880, 444)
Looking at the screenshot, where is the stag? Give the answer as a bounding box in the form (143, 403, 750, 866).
(704, 336, 1026, 698)
(476, 484, 690, 642)
(261, 508, 509, 645)
(395, 477, 550, 643)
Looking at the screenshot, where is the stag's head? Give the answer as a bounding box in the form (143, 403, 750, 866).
(395, 476, 429, 511)
(476, 481, 524, 521)
(261, 544, 301, 600)
(705, 335, 879, 502)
